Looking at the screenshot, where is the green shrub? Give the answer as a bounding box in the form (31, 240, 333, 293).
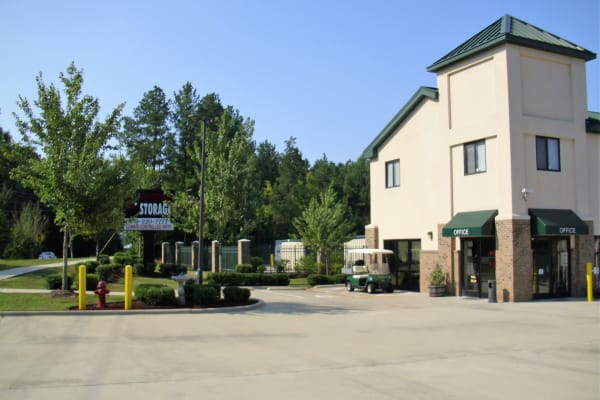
(96, 264, 122, 282)
(331, 274, 347, 284)
(235, 264, 255, 273)
(184, 284, 220, 305)
(429, 267, 445, 286)
(85, 261, 100, 274)
(250, 256, 264, 269)
(307, 274, 331, 286)
(207, 272, 244, 286)
(135, 284, 176, 306)
(189, 284, 220, 305)
(46, 274, 73, 290)
(206, 272, 289, 286)
(113, 251, 136, 266)
(76, 273, 99, 291)
(135, 262, 156, 276)
(158, 263, 188, 277)
(98, 254, 110, 264)
(223, 286, 251, 303)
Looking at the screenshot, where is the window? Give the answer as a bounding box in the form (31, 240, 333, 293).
(536, 136, 560, 171)
(385, 159, 400, 188)
(464, 140, 486, 175)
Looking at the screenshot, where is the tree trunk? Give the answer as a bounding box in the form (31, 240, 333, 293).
(62, 230, 69, 291)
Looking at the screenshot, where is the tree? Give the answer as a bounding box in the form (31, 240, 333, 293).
(203, 107, 259, 243)
(269, 137, 309, 239)
(12, 63, 124, 290)
(339, 157, 370, 234)
(3, 202, 48, 259)
(293, 186, 354, 274)
(121, 85, 173, 188)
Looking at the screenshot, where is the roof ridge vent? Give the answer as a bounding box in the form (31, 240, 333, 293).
(501, 14, 512, 34)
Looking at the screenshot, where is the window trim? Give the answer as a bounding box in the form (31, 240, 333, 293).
(385, 159, 400, 188)
(536, 136, 561, 172)
(463, 139, 486, 175)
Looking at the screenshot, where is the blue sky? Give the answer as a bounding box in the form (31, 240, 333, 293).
(1, 0, 598, 163)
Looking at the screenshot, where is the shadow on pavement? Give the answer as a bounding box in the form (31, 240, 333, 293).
(249, 301, 357, 315)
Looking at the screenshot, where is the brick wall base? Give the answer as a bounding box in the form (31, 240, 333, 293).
(496, 218, 532, 302)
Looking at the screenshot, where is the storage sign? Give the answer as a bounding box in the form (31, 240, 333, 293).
(124, 189, 174, 231)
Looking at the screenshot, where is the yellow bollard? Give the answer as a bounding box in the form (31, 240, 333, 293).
(78, 264, 86, 310)
(270, 254, 275, 268)
(587, 262, 593, 302)
(125, 265, 133, 310)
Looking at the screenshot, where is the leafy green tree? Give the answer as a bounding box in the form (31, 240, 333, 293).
(339, 157, 370, 234)
(256, 140, 279, 187)
(74, 156, 133, 257)
(3, 202, 48, 259)
(203, 107, 259, 243)
(269, 137, 309, 239)
(11, 63, 124, 289)
(121, 85, 174, 188)
(293, 186, 354, 274)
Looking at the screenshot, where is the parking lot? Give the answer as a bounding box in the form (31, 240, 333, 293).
(0, 286, 598, 400)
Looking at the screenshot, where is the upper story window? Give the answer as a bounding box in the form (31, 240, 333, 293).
(385, 159, 400, 188)
(536, 136, 560, 171)
(464, 140, 486, 175)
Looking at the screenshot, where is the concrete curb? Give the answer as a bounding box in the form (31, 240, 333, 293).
(0, 298, 264, 317)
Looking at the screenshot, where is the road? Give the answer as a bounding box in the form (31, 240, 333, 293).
(0, 286, 598, 400)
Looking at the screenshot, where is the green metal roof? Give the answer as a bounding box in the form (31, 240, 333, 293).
(362, 86, 438, 159)
(587, 111, 600, 134)
(529, 209, 589, 235)
(442, 210, 498, 237)
(428, 15, 596, 72)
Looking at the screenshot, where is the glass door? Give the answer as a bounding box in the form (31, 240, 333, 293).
(461, 238, 496, 298)
(384, 239, 421, 291)
(532, 238, 570, 298)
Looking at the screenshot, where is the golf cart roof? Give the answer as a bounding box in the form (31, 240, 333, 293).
(348, 248, 393, 255)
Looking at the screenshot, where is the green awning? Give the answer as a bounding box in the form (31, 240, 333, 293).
(442, 210, 498, 237)
(529, 209, 589, 235)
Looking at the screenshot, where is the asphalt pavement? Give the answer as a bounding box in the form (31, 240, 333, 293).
(0, 286, 598, 400)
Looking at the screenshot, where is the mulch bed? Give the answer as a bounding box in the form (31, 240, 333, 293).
(69, 299, 258, 310)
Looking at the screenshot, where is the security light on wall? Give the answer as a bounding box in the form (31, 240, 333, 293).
(521, 188, 534, 201)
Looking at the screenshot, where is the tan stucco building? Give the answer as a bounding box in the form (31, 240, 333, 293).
(363, 15, 599, 301)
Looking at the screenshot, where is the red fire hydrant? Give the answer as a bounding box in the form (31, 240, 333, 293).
(94, 280, 110, 308)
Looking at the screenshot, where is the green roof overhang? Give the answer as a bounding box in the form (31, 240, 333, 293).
(363, 86, 438, 159)
(442, 210, 498, 237)
(529, 209, 589, 235)
(587, 111, 600, 134)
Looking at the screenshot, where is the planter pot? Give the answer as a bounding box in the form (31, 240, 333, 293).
(428, 285, 446, 297)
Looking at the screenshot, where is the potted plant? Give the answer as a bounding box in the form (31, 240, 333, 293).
(428, 265, 446, 297)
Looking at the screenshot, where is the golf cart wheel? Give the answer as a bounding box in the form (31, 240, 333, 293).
(345, 281, 354, 292)
(367, 283, 376, 294)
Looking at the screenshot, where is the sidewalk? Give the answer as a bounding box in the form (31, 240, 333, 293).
(0, 259, 94, 280)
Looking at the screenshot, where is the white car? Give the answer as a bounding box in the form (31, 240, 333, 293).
(38, 251, 57, 259)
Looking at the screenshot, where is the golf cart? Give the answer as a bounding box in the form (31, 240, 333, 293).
(342, 248, 394, 294)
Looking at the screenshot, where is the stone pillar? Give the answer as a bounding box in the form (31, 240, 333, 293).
(174, 241, 184, 265)
(161, 242, 170, 264)
(238, 239, 251, 265)
(420, 224, 456, 295)
(211, 240, 221, 273)
(191, 241, 200, 270)
(365, 224, 378, 249)
(573, 221, 594, 297)
(496, 218, 532, 302)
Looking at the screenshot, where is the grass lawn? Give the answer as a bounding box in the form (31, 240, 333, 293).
(0, 293, 125, 311)
(0, 266, 188, 291)
(289, 277, 308, 287)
